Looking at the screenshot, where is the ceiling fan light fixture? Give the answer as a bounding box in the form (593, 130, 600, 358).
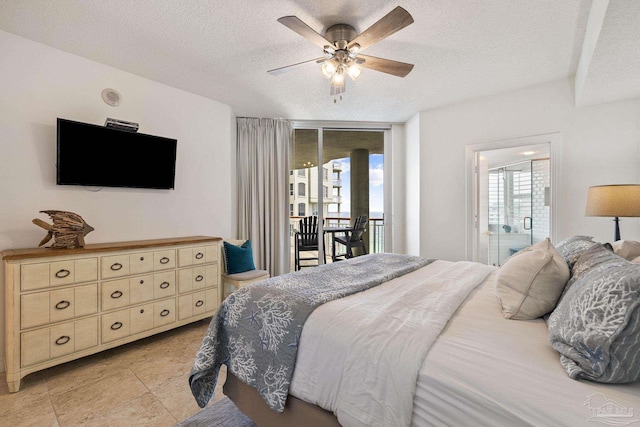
(321, 60, 337, 79)
(346, 62, 362, 80)
(347, 43, 360, 58)
(331, 66, 346, 87)
(323, 45, 336, 59)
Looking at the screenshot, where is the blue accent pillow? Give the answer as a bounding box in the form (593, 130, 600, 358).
(223, 240, 256, 274)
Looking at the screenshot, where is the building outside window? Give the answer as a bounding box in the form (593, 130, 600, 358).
(298, 203, 305, 216)
(298, 182, 306, 196)
(289, 183, 294, 195)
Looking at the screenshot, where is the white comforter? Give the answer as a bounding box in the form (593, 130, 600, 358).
(289, 260, 495, 427)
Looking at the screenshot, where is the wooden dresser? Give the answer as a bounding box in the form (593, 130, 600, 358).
(2, 236, 221, 392)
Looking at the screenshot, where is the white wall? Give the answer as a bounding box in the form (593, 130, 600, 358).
(405, 113, 421, 256)
(0, 31, 234, 372)
(416, 78, 640, 261)
(390, 124, 405, 254)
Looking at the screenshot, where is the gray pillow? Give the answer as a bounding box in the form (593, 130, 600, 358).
(555, 235, 596, 273)
(561, 244, 627, 298)
(548, 245, 640, 383)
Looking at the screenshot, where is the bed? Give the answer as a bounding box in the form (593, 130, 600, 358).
(189, 238, 640, 426)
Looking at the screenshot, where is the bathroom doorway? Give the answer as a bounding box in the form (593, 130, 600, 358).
(466, 134, 559, 265)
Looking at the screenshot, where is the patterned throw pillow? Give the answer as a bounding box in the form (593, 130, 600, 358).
(548, 245, 640, 383)
(555, 235, 596, 273)
(564, 244, 627, 293)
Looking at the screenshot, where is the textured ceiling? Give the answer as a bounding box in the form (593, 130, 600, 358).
(0, 1, 637, 122)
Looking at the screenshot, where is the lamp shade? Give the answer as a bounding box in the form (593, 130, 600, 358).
(585, 185, 640, 217)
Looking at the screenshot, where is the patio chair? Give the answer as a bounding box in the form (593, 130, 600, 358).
(334, 214, 368, 259)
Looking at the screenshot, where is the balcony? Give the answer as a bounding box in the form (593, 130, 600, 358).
(289, 215, 384, 271)
(333, 162, 342, 171)
(333, 179, 342, 187)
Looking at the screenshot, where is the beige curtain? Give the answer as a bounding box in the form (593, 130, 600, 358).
(236, 118, 291, 276)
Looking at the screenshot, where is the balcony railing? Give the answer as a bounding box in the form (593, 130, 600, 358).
(289, 216, 385, 259)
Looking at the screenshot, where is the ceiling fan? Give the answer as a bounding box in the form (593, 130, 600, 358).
(268, 6, 415, 101)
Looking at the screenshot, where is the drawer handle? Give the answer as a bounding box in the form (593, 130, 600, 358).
(110, 322, 123, 330)
(160, 309, 170, 317)
(111, 290, 123, 299)
(110, 263, 123, 271)
(55, 335, 71, 346)
(55, 269, 71, 279)
(195, 252, 204, 260)
(139, 256, 144, 261)
(159, 281, 170, 289)
(140, 309, 145, 314)
(195, 275, 204, 282)
(195, 300, 204, 307)
(159, 257, 170, 264)
(55, 300, 71, 310)
(139, 280, 145, 285)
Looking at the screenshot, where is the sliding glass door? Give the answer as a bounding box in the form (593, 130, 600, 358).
(289, 127, 387, 272)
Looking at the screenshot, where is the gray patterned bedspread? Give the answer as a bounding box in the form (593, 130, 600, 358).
(189, 253, 433, 412)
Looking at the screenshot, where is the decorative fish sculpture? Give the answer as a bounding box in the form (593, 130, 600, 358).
(32, 210, 94, 248)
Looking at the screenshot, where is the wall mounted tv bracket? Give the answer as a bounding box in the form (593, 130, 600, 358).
(104, 118, 139, 132)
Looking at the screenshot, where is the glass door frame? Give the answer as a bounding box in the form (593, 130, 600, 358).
(291, 121, 394, 265)
(465, 133, 560, 262)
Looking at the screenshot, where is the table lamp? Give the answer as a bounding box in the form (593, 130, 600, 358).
(585, 184, 640, 241)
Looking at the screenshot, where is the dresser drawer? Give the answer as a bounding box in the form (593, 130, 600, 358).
(154, 299, 176, 327)
(177, 265, 218, 294)
(101, 255, 130, 279)
(154, 250, 176, 270)
(21, 258, 98, 291)
(101, 310, 130, 343)
(154, 271, 176, 299)
(102, 305, 154, 342)
(21, 284, 98, 329)
(178, 291, 207, 320)
(101, 279, 131, 311)
(21, 317, 98, 367)
(178, 245, 218, 267)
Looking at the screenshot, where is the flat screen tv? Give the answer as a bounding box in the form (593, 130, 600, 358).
(56, 118, 177, 190)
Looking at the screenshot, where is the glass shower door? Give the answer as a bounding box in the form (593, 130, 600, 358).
(488, 162, 533, 266)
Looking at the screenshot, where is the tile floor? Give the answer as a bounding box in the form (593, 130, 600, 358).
(0, 318, 226, 426)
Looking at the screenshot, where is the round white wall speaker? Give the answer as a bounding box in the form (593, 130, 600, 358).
(101, 88, 121, 106)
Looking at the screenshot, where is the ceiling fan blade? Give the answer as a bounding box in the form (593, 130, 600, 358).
(268, 57, 325, 75)
(348, 6, 414, 51)
(278, 16, 334, 49)
(358, 54, 414, 77)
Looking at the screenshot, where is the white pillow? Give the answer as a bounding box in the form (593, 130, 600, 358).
(612, 240, 640, 261)
(494, 238, 570, 320)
